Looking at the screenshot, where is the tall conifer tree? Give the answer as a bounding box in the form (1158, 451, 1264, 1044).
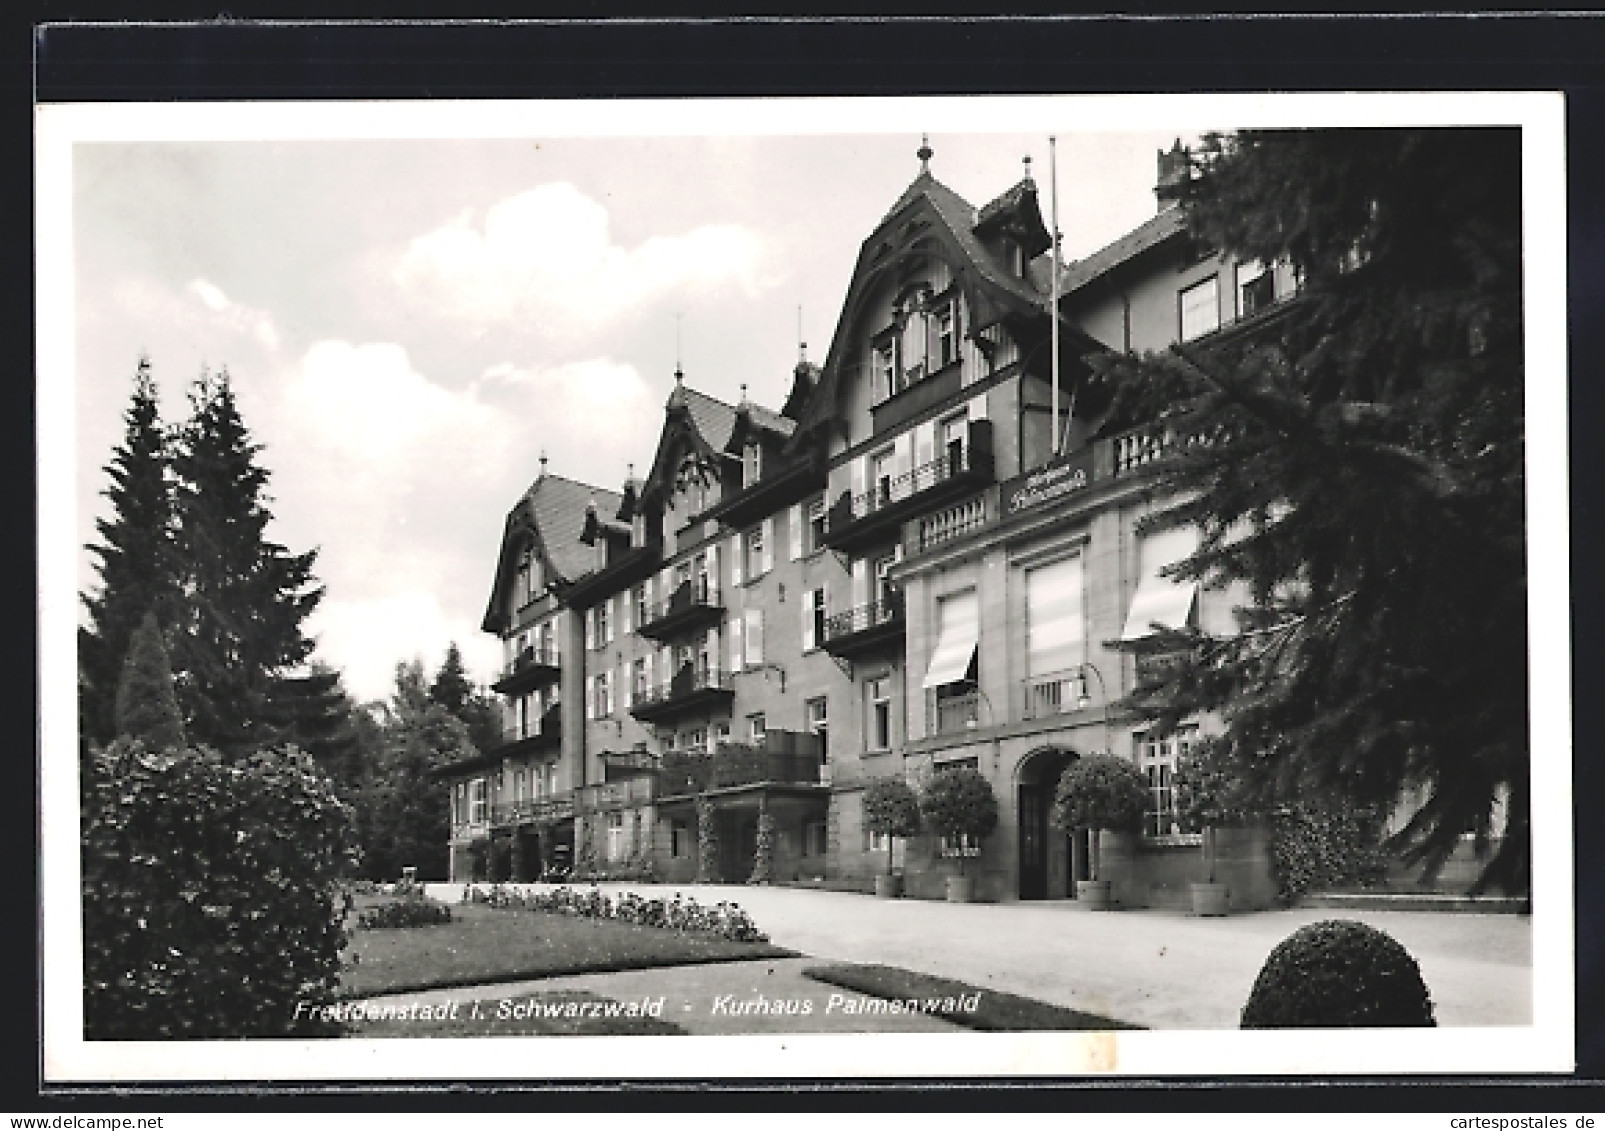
(168, 369, 324, 756)
(113, 610, 187, 752)
(1097, 128, 1526, 892)
(80, 357, 180, 747)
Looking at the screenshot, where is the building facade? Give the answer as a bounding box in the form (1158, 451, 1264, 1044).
(437, 140, 1313, 905)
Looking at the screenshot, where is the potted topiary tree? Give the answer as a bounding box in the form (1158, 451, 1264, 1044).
(919, 766, 999, 903)
(862, 777, 921, 898)
(1051, 753, 1147, 910)
(1173, 738, 1260, 916)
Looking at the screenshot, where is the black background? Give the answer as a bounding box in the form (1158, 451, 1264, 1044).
(13, 6, 1604, 1113)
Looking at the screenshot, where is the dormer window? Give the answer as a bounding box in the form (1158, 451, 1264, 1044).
(898, 304, 928, 388)
(933, 299, 957, 369)
(871, 342, 897, 404)
(742, 441, 763, 488)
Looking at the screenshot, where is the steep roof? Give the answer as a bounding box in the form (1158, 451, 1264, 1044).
(1053, 206, 1187, 297)
(672, 383, 739, 453)
(791, 170, 1053, 443)
(481, 471, 620, 634)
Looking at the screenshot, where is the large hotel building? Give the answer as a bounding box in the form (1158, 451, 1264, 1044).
(436, 140, 1305, 905)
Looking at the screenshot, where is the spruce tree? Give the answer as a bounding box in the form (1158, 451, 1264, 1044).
(168, 369, 324, 757)
(429, 642, 503, 754)
(113, 610, 187, 752)
(80, 357, 180, 747)
(1096, 128, 1527, 893)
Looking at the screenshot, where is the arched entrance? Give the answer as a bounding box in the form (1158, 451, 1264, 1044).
(1016, 746, 1085, 899)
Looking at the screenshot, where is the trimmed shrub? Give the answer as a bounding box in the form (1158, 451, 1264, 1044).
(862, 777, 921, 875)
(1240, 919, 1436, 1028)
(696, 796, 721, 883)
(1051, 754, 1148, 835)
(748, 811, 777, 884)
(1269, 802, 1390, 901)
(357, 893, 453, 929)
(918, 767, 999, 875)
(81, 740, 358, 1039)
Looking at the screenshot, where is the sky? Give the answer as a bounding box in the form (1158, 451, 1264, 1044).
(68, 106, 1200, 703)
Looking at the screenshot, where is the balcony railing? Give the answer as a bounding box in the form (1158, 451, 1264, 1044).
(657, 733, 826, 798)
(492, 643, 561, 694)
(910, 491, 994, 555)
(1021, 670, 1083, 720)
(492, 703, 562, 754)
(820, 594, 905, 658)
(575, 777, 656, 813)
(933, 692, 980, 735)
(822, 420, 993, 553)
(1110, 421, 1226, 477)
(488, 792, 576, 827)
(628, 666, 735, 722)
(636, 579, 724, 641)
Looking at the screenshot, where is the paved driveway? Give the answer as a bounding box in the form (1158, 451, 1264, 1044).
(430, 882, 1532, 1029)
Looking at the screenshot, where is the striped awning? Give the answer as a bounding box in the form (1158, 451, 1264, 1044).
(922, 590, 979, 689)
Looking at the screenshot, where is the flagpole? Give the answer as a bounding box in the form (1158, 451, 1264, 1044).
(1050, 135, 1062, 457)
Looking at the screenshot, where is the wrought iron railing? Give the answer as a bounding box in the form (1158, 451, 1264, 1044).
(933, 692, 980, 735)
(502, 643, 559, 677)
(639, 580, 722, 625)
(1021, 670, 1083, 720)
(822, 595, 904, 643)
(632, 668, 733, 710)
(488, 793, 575, 826)
(850, 445, 981, 521)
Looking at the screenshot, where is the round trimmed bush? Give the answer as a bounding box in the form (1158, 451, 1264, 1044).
(1240, 919, 1436, 1028)
(1050, 753, 1147, 835)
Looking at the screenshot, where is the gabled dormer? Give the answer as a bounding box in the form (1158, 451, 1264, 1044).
(636, 372, 740, 554)
(703, 362, 827, 530)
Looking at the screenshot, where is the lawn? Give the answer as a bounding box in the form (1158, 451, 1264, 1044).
(341, 894, 793, 998)
(351, 989, 685, 1037)
(802, 963, 1142, 1031)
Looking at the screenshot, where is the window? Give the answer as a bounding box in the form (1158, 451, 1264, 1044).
(934, 300, 957, 368)
(632, 657, 648, 701)
(940, 832, 981, 858)
(514, 768, 526, 804)
(452, 782, 463, 826)
(922, 590, 979, 691)
(748, 713, 767, 744)
(745, 525, 765, 578)
(1237, 260, 1274, 319)
(469, 778, 487, 824)
(606, 812, 627, 862)
(867, 677, 892, 752)
(941, 412, 967, 474)
(596, 600, 611, 647)
(670, 821, 690, 858)
(1121, 526, 1201, 641)
(1138, 728, 1197, 838)
(899, 305, 928, 386)
(714, 721, 731, 748)
(686, 727, 708, 752)
(743, 442, 763, 487)
(806, 696, 829, 767)
(872, 555, 897, 609)
(695, 553, 711, 602)
(1024, 555, 1085, 717)
(807, 496, 827, 552)
(1180, 276, 1220, 342)
(871, 341, 896, 405)
(804, 821, 828, 858)
(743, 608, 765, 667)
(871, 449, 895, 508)
(806, 587, 827, 649)
(591, 674, 610, 719)
(633, 585, 647, 628)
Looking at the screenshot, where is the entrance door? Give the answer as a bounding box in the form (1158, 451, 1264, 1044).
(1018, 783, 1048, 899)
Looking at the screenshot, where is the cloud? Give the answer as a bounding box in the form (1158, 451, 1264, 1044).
(183, 277, 280, 351)
(475, 356, 661, 484)
(306, 588, 503, 704)
(393, 183, 770, 336)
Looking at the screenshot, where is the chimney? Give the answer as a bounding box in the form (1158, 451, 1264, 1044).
(1155, 139, 1191, 211)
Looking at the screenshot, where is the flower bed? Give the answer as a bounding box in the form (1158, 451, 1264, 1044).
(357, 892, 453, 929)
(461, 883, 768, 943)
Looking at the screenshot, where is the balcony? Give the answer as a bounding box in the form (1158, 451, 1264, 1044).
(820, 594, 905, 659)
(575, 776, 656, 813)
(1021, 670, 1084, 720)
(601, 747, 657, 781)
(704, 452, 826, 529)
(491, 644, 560, 695)
(628, 665, 735, 724)
(561, 541, 662, 607)
(489, 792, 576, 828)
(822, 419, 994, 554)
(490, 702, 562, 758)
(656, 733, 826, 799)
(636, 580, 724, 641)
(1109, 420, 1225, 478)
(933, 691, 980, 736)
(907, 489, 997, 557)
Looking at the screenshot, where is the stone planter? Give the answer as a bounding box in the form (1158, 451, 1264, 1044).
(945, 875, 973, 903)
(1076, 878, 1114, 910)
(874, 873, 903, 899)
(1190, 880, 1230, 917)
